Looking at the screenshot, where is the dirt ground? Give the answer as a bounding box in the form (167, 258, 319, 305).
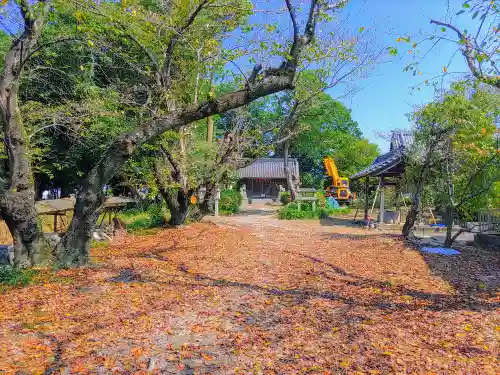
(0, 212, 498, 375)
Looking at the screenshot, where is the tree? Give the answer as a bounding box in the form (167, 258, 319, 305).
(403, 83, 500, 244)
(273, 69, 380, 198)
(429, 1, 500, 89)
(288, 92, 378, 177)
(398, 1, 500, 91)
(52, 0, 353, 266)
(0, 0, 53, 268)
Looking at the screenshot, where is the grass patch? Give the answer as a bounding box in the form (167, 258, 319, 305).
(278, 202, 351, 220)
(127, 227, 162, 236)
(117, 204, 168, 232)
(0, 266, 39, 289)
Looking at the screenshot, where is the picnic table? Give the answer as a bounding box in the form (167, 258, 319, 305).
(34, 197, 137, 232)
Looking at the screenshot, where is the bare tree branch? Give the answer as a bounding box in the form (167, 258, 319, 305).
(430, 18, 500, 88)
(161, 0, 210, 88)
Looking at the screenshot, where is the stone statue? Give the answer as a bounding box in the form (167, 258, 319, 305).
(240, 184, 247, 199)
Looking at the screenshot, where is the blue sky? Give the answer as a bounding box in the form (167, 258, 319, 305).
(335, 0, 471, 152)
(238, 0, 475, 153)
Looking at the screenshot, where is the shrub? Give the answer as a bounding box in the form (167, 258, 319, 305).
(279, 191, 291, 205)
(277, 204, 351, 220)
(301, 172, 314, 188)
(118, 203, 167, 232)
(316, 191, 327, 208)
(278, 203, 320, 220)
(147, 203, 167, 227)
(0, 266, 38, 287)
(219, 190, 242, 214)
(278, 207, 314, 220)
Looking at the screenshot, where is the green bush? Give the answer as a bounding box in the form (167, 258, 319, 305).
(219, 190, 242, 214)
(0, 266, 38, 287)
(279, 191, 291, 205)
(316, 191, 327, 208)
(118, 203, 167, 232)
(147, 203, 167, 227)
(277, 204, 351, 220)
(301, 172, 314, 188)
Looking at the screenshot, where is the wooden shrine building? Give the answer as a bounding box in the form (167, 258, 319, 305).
(350, 131, 414, 223)
(238, 158, 300, 200)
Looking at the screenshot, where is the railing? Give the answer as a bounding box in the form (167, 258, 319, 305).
(475, 208, 500, 233)
(295, 188, 317, 211)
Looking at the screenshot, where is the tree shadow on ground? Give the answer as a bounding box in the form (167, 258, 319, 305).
(320, 216, 362, 228)
(182, 259, 498, 313)
(316, 231, 500, 301)
(320, 216, 403, 234)
(318, 231, 401, 241)
(420, 245, 500, 297)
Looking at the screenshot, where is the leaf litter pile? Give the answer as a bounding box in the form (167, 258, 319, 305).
(0, 222, 498, 375)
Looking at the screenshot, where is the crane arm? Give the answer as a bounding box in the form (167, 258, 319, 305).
(323, 156, 340, 185)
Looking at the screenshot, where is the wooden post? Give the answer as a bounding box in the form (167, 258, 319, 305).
(395, 179, 401, 224)
(53, 214, 58, 233)
(214, 187, 221, 217)
(379, 177, 385, 224)
(364, 177, 369, 220)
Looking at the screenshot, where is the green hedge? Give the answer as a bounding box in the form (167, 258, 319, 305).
(220, 190, 242, 214)
(278, 203, 350, 220)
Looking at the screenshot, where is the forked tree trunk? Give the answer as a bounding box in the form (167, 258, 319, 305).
(283, 140, 297, 201)
(402, 139, 438, 239)
(402, 175, 425, 238)
(55, 172, 104, 267)
(444, 205, 455, 247)
(402, 163, 432, 238)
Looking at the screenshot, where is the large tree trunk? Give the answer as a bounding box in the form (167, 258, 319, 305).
(283, 140, 297, 201)
(0, 191, 47, 268)
(0, 86, 48, 268)
(54, 168, 106, 267)
(160, 189, 189, 226)
(199, 182, 215, 215)
(0, 1, 51, 267)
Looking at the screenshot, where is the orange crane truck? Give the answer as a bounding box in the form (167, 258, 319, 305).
(323, 156, 355, 205)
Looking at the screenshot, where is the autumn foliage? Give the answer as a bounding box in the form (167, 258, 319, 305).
(0, 222, 498, 374)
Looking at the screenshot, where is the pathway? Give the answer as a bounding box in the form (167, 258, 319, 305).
(0, 213, 498, 374)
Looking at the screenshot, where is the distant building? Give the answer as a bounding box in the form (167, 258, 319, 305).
(238, 158, 300, 200)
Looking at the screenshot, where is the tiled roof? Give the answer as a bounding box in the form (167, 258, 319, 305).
(350, 149, 404, 180)
(350, 130, 414, 180)
(390, 130, 414, 151)
(239, 158, 299, 179)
